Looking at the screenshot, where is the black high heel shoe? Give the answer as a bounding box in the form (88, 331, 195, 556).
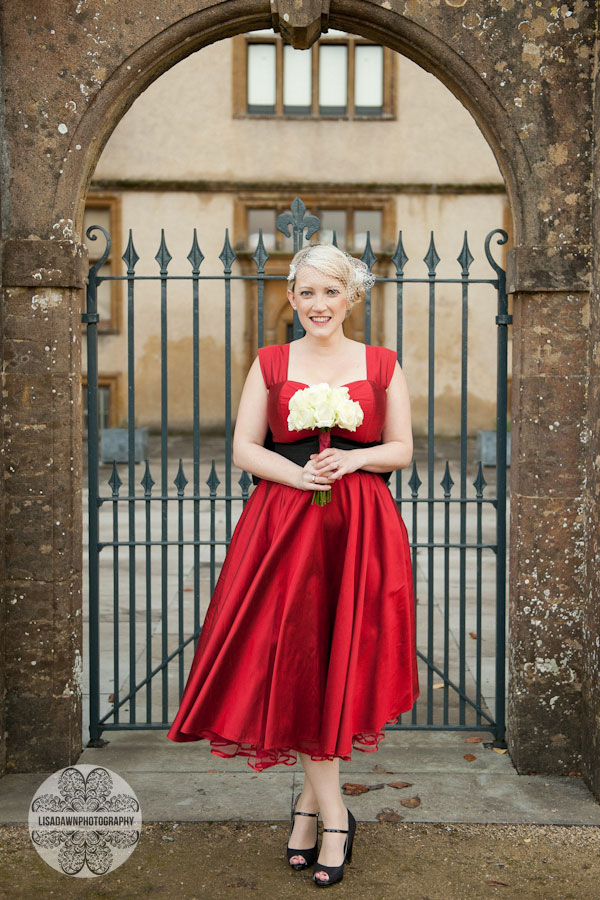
(287, 792, 320, 870)
(312, 807, 356, 887)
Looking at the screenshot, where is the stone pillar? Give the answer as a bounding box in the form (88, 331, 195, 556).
(584, 275, 600, 795)
(507, 246, 589, 775)
(581, 58, 600, 799)
(1, 239, 87, 772)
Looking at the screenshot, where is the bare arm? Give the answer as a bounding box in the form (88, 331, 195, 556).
(312, 361, 413, 479)
(232, 356, 335, 492)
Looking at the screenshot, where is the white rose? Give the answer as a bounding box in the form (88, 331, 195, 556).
(287, 402, 314, 431)
(330, 385, 349, 403)
(313, 400, 336, 428)
(304, 383, 332, 407)
(335, 398, 364, 431)
(288, 386, 320, 431)
(288, 383, 363, 433)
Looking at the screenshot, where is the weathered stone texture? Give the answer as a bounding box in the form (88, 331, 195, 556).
(1, 284, 83, 772)
(508, 495, 585, 772)
(580, 39, 600, 798)
(0, 0, 594, 246)
(508, 287, 589, 773)
(0, 0, 598, 791)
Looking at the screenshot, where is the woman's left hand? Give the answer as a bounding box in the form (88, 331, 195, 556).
(309, 448, 362, 480)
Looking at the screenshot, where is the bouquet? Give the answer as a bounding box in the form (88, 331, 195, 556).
(287, 384, 364, 505)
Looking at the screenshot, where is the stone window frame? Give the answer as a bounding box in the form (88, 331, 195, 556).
(233, 191, 396, 255)
(232, 32, 396, 120)
(82, 373, 122, 430)
(83, 192, 123, 334)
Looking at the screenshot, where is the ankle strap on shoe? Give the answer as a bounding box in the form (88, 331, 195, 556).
(294, 810, 318, 817)
(322, 827, 348, 833)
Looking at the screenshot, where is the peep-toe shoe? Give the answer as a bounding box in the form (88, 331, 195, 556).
(312, 807, 356, 887)
(287, 792, 320, 870)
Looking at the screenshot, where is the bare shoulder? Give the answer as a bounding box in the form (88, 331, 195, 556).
(244, 353, 268, 390)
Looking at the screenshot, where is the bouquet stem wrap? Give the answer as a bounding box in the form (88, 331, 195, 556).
(313, 429, 332, 506)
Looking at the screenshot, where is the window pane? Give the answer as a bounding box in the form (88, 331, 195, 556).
(354, 210, 382, 252)
(83, 206, 111, 256)
(354, 45, 383, 114)
(96, 263, 114, 323)
(283, 45, 312, 114)
(318, 210, 346, 248)
(319, 44, 347, 114)
(97, 385, 111, 431)
(247, 43, 276, 112)
(248, 209, 276, 250)
(84, 384, 111, 432)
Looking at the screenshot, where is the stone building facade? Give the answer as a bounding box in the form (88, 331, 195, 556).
(84, 34, 509, 435)
(1, 0, 599, 799)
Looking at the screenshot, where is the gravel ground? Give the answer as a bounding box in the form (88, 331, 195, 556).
(2, 820, 600, 900)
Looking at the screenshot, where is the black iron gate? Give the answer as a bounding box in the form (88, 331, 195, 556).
(84, 197, 510, 746)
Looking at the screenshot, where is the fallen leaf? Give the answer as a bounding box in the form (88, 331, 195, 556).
(466, 736, 483, 743)
(469, 631, 477, 639)
(464, 753, 477, 762)
(400, 796, 421, 808)
(342, 782, 370, 796)
(432, 682, 445, 690)
(377, 809, 404, 823)
(388, 781, 413, 789)
(108, 694, 115, 702)
(568, 770, 582, 776)
(493, 747, 508, 754)
(366, 783, 386, 791)
(486, 880, 509, 886)
(373, 764, 395, 774)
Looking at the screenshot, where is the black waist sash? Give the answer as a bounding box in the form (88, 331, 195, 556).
(252, 430, 392, 486)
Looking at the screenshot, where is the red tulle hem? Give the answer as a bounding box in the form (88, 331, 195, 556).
(169, 708, 412, 772)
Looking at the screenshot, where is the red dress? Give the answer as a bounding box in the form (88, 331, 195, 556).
(167, 342, 419, 770)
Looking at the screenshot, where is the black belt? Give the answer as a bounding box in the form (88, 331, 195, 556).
(252, 430, 392, 485)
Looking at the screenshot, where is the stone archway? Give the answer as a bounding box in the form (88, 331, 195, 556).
(0, 0, 596, 796)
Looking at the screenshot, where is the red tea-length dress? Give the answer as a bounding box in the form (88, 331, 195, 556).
(167, 342, 419, 770)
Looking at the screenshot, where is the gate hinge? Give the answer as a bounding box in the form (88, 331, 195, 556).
(82, 312, 100, 324)
(495, 314, 513, 325)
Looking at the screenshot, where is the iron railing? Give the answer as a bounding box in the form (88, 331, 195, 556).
(84, 197, 510, 746)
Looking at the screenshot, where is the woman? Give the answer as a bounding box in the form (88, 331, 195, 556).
(168, 243, 419, 887)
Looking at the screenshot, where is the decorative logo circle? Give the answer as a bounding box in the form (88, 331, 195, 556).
(28, 764, 142, 877)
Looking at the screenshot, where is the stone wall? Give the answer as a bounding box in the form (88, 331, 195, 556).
(0, 0, 597, 794)
(582, 34, 600, 799)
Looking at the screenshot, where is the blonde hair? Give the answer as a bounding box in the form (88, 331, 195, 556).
(287, 243, 376, 307)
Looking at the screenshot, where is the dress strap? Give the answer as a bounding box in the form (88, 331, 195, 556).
(371, 346, 398, 389)
(258, 344, 287, 389)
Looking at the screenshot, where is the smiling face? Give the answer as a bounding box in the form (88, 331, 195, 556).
(287, 265, 350, 335)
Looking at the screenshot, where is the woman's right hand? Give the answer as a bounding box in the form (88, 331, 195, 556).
(296, 460, 336, 492)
